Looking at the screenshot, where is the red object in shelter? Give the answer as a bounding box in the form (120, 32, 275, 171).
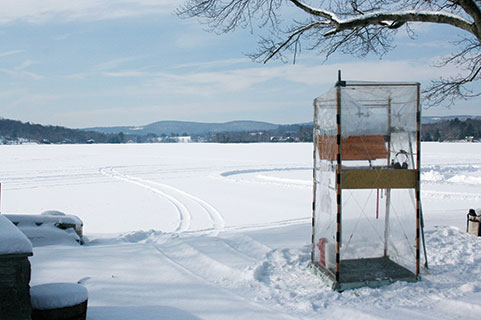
(317, 238, 328, 266)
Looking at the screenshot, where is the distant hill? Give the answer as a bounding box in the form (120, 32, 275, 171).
(87, 117, 481, 136)
(85, 120, 281, 136)
(0, 118, 121, 144)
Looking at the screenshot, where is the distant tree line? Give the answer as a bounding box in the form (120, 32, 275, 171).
(2, 117, 480, 145)
(207, 124, 313, 143)
(0, 118, 134, 144)
(422, 118, 481, 141)
(207, 119, 481, 143)
(0, 118, 315, 144)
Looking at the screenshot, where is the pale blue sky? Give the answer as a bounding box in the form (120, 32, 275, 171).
(0, 0, 480, 128)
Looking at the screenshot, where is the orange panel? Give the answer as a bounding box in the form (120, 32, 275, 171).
(318, 135, 388, 161)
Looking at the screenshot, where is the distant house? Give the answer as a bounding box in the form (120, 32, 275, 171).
(162, 136, 191, 143)
(176, 136, 191, 143)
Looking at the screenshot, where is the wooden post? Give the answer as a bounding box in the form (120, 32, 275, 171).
(335, 75, 343, 282)
(384, 98, 392, 257)
(311, 101, 318, 264)
(415, 83, 421, 277)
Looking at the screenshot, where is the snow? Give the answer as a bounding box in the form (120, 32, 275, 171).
(0, 214, 32, 255)
(4, 213, 83, 246)
(17, 225, 81, 247)
(6, 213, 83, 227)
(1, 142, 481, 319)
(41, 210, 66, 216)
(30, 283, 88, 310)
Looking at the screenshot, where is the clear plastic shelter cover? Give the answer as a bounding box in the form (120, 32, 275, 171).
(314, 82, 418, 137)
(312, 81, 421, 287)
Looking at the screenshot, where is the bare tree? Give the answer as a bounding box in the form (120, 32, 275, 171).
(177, 0, 481, 106)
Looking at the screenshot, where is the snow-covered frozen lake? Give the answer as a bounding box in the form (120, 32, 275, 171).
(2, 142, 481, 319)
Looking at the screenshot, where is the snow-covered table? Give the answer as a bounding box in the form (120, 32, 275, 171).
(31, 283, 88, 320)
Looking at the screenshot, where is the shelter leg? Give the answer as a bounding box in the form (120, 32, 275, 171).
(384, 189, 391, 257)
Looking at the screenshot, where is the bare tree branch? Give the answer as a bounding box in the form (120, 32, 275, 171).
(262, 21, 327, 62)
(178, 0, 481, 107)
(289, 0, 475, 36)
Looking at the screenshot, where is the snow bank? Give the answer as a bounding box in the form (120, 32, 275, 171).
(117, 229, 164, 243)
(0, 214, 32, 255)
(248, 225, 481, 318)
(421, 170, 444, 182)
(422, 164, 481, 184)
(30, 283, 88, 310)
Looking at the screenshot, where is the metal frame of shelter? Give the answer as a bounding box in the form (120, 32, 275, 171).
(311, 75, 423, 291)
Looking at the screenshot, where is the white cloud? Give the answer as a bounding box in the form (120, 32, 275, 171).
(93, 56, 143, 71)
(64, 72, 90, 80)
(174, 31, 219, 50)
(279, 59, 454, 85)
(0, 67, 44, 80)
(0, 1, 178, 24)
(52, 32, 73, 41)
(102, 70, 148, 78)
(0, 88, 27, 98)
(14, 59, 37, 70)
(171, 58, 251, 70)
(108, 58, 460, 97)
(60, 56, 145, 79)
(56, 99, 299, 127)
(12, 57, 463, 127)
(0, 49, 25, 57)
(64, 55, 465, 102)
(2, 93, 60, 112)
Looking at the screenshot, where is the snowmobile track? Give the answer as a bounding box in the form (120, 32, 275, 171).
(99, 167, 192, 232)
(100, 166, 225, 234)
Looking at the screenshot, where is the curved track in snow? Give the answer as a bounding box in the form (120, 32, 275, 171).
(100, 167, 191, 233)
(220, 167, 310, 178)
(100, 166, 225, 234)
(220, 167, 311, 188)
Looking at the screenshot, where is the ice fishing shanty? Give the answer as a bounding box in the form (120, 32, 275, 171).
(311, 77, 423, 291)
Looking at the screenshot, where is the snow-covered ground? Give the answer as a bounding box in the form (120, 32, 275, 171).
(1, 142, 481, 319)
